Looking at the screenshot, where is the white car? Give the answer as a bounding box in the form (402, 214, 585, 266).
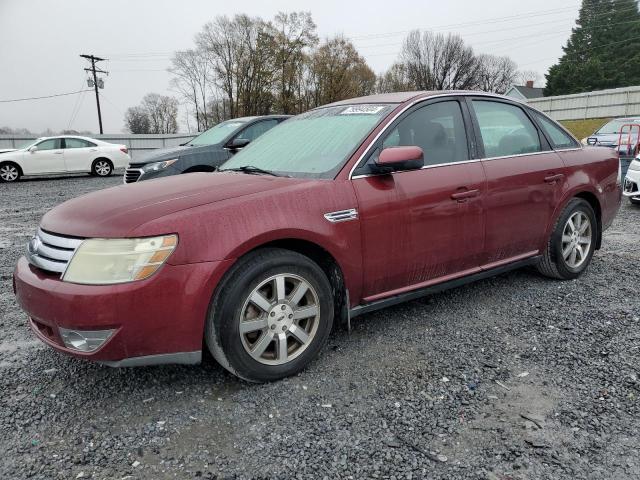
(623, 156, 640, 205)
(0, 136, 130, 182)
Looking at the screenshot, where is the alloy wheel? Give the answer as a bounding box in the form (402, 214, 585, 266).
(239, 273, 320, 366)
(95, 161, 111, 176)
(0, 164, 19, 181)
(561, 211, 592, 268)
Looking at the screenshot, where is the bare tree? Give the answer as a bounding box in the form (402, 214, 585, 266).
(141, 94, 179, 134)
(169, 49, 212, 131)
(400, 30, 480, 91)
(376, 63, 411, 93)
(516, 70, 543, 87)
(196, 14, 277, 118)
(307, 36, 376, 106)
(124, 106, 151, 134)
(272, 11, 318, 114)
(476, 54, 518, 94)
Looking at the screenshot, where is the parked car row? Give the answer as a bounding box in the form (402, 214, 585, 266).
(13, 91, 622, 382)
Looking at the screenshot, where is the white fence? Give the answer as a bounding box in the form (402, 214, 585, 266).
(527, 86, 640, 121)
(0, 134, 195, 160)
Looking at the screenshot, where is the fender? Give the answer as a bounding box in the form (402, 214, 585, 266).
(542, 183, 602, 251)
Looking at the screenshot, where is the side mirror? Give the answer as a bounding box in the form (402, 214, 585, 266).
(28, 145, 38, 153)
(375, 146, 424, 173)
(229, 138, 250, 150)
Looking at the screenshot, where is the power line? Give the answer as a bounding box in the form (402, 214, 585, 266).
(0, 89, 91, 103)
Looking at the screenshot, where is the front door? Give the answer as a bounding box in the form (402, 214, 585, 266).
(23, 138, 65, 174)
(352, 99, 486, 301)
(467, 98, 566, 265)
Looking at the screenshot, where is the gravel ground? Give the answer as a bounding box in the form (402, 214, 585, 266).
(0, 174, 638, 480)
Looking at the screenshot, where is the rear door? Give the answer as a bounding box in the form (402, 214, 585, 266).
(62, 138, 97, 172)
(352, 98, 486, 300)
(22, 138, 65, 174)
(466, 98, 566, 266)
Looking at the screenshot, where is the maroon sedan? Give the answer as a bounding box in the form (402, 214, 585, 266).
(14, 92, 621, 382)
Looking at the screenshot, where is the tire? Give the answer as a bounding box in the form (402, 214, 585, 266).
(205, 248, 334, 382)
(92, 159, 113, 177)
(537, 198, 597, 280)
(0, 162, 21, 182)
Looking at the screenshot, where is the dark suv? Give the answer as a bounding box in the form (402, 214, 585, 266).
(124, 115, 289, 183)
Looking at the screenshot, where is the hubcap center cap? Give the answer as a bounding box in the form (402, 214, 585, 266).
(268, 303, 294, 329)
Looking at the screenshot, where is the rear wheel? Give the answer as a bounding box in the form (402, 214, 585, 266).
(0, 162, 21, 182)
(92, 159, 113, 177)
(205, 248, 334, 382)
(537, 198, 597, 280)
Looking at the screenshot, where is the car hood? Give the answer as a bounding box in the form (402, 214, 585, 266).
(135, 143, 221, 164)
(40, 172, 307, 237)
(0, 148, 19, 155)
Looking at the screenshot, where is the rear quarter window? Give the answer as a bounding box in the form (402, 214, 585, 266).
(532, 112, 578, 149)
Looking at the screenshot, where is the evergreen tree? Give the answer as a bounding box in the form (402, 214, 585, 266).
(545, 0, 640, 95)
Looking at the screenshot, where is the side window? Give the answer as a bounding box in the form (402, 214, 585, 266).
(35, 139, 59, 151)
(472, 100, 541, 158)
(236, 120, 279, 142)
(533, 112, 578, 149)
(64, 138, 94, 149)
(381, 101, 469, 166)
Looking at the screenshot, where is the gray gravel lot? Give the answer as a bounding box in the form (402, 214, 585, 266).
(0, 174, 638, 480)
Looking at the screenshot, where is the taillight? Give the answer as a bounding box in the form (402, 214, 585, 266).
(120, 146, 128, 154)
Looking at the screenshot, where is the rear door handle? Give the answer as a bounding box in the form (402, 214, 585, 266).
(544, 173, 564, 184)
(451, 188, 479, 202)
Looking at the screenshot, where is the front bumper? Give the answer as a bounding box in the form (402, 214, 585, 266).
(623, 168, 640, 199)
(13, 256, 230, 366)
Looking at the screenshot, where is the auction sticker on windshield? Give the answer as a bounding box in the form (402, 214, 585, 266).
(340, 105, 387, 115)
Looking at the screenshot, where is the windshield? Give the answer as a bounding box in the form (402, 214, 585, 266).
(596, 119, 640, 135)
(188, 120, 247, 146)
(220, 104, 394, 178)
(17, 139, 38, 149)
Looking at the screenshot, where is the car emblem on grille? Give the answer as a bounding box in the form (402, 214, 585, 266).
(27, 236, 41, 255)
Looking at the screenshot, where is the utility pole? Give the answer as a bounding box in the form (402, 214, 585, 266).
(80, 54, 108, 134)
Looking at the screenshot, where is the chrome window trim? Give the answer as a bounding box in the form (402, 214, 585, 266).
(347, 92, 584, 180)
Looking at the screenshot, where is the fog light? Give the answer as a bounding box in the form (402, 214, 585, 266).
(59, 327, 115, 352)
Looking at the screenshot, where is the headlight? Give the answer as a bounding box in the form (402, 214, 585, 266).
(63, 235, 178, 285)
(143, 159, 178, 172)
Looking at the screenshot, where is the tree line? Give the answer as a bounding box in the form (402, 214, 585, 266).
(125, 11, 535, 133)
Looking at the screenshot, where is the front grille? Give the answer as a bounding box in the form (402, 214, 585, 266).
(124, 167, 143, 183)
(26, 228, 84, 275)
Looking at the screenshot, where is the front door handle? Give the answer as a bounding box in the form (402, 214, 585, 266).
(544, 173, 564, 184)
(451, 188, 479, 202)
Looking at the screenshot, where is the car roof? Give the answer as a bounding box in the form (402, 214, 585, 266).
(323, 90, 515, 107)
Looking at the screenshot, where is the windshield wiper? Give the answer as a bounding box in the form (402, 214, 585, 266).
(222, 165, 283, 177)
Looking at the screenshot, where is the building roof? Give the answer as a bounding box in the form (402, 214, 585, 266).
(507, 85, 545, 99)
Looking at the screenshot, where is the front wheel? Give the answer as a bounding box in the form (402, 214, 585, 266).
(205, 248, 334, 382)
(537, 198, 597, 280)
(0, 162, 21, 182)
(92, 159, 113, 177)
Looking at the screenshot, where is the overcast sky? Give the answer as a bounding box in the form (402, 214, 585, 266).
(0, 0, 581, 134)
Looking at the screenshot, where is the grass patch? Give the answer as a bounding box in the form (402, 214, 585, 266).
(559, 118, 610, 140)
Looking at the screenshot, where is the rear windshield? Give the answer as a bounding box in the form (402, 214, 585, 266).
(220, 104, 394, 178)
